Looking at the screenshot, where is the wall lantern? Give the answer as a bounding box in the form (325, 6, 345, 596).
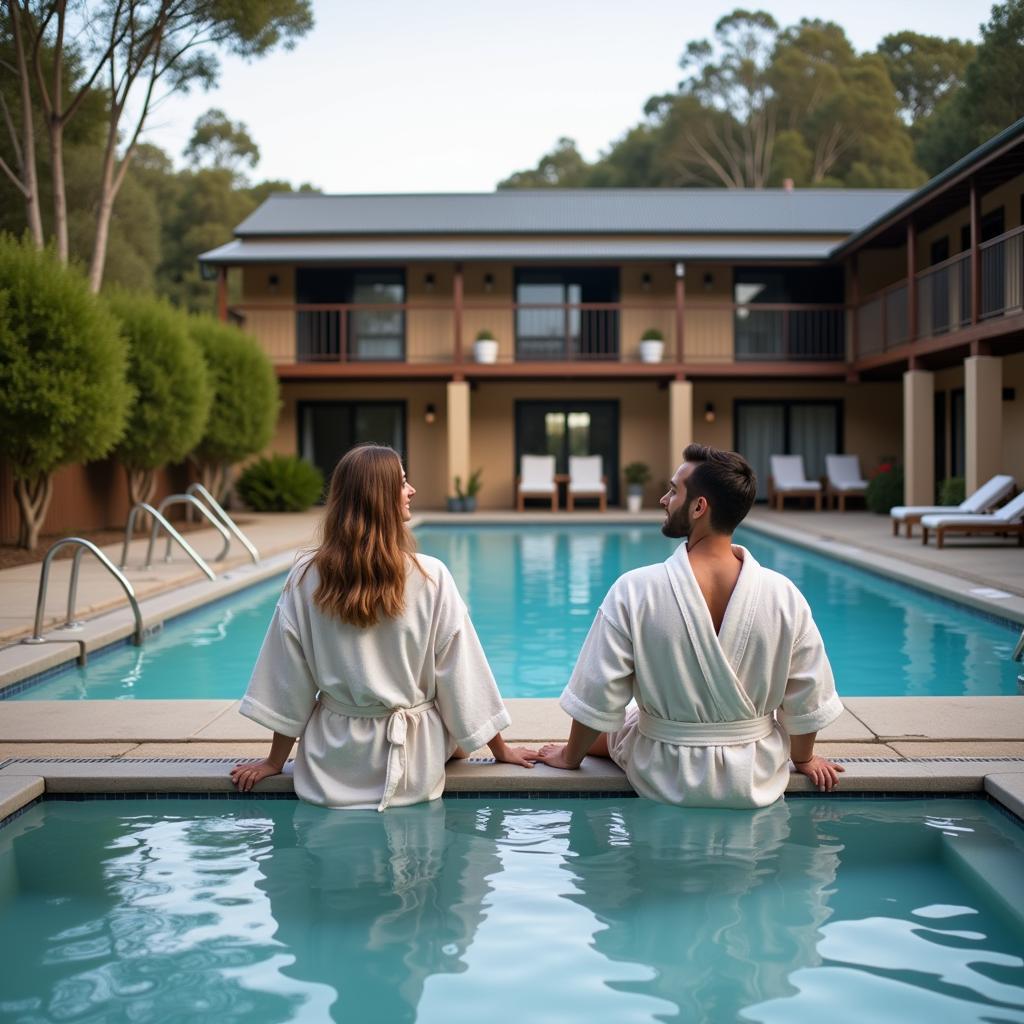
(424, 403, 437, 425)
(483, 273, 494, 293)
(704, 402, 716, 424)
(424, 272, 435, 293)
(703, 272, 714, 291)
(268, 273, 279, 295)
(199, 261, 218, 282)
(641, 272, 652, 292)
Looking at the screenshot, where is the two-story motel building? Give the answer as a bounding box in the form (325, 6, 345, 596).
(199, 118, 1024, 511)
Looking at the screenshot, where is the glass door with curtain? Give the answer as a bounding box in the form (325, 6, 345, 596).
(735, 400, 841, 501)
(734, 404, 785, 500)
(514, 400, 619, 504)
(298, 401, 406, 489)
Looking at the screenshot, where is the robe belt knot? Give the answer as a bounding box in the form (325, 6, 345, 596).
(637, 709, 774, 746)
(317, 692, 436, 811)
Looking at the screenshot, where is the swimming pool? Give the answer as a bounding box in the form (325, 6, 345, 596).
(8, 524, 1019, 701)
(0, 796, 1021, 1022)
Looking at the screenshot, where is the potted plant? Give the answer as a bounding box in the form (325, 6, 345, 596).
(623, 462, 651, 513)
(639, 328, 664, 364)
(455, 468, 483, 512)
(473, 329, 499, 364)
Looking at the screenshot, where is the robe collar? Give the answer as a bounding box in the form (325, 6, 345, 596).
(663, 542, 763, 717)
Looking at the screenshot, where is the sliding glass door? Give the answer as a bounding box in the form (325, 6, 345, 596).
(515, 401, 619, 504)
(298, 401, 406, 486)
(735, 400, 842, 500)
(514, 268, 619, 360)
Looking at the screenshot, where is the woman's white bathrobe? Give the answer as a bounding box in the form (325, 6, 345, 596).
(240, 554, 511, 811)
(560, 543, 843, 808)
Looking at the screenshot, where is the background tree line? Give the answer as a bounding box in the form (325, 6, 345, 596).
(0, 0, 315, 307)
(500, 4, 1023, 190)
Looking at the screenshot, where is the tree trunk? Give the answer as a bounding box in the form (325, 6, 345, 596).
(49, 116, 68, 262)
(125, 466, 157, 532)
(13, 473, 54, 551)
(8, 1, 43, 247)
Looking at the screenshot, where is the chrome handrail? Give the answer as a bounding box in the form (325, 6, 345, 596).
(120, 503, 216, 580)
(149, 495, 231, 567)
(22, 538, 143, 660)
(186, 482, 259, 563)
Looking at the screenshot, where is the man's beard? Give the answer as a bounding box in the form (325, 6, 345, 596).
(661, 502, 691, 539)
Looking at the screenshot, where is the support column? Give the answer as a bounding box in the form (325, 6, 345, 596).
(965, 355, 1002, 493)
(902, 369, 934, 506)
(668, 379, 693, 474)
(446, 380, 470, 501)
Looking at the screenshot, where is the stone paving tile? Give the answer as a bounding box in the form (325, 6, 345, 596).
(0, 776, 44, 818)
(189, 702, 266, 741)
(0, 743, 138, 758)
(0, 700, 233, 742)
(889, 741, 1024, 758)
(124, 742, 277, 759)
(816, 742, 902, 758)
(984, 772, 1024, 820)
(844, 697, 1024, 741)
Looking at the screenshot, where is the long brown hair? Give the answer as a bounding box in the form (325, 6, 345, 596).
(305, 444, 421, 627)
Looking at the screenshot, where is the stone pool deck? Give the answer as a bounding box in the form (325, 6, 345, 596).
(0, 506, 1022, 822)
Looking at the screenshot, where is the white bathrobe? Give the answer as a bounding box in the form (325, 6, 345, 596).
(240, 554, 510, 811)
(560, 543, 843, 808)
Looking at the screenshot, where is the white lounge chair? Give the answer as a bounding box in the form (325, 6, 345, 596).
(889, 474, 1015, 538)
(567, 455, 607, 512)
(516, 454, 558, 511)
(921, 490, 1024, 548)
(825, 454, 868, 512)
(768, 455, 822, 511)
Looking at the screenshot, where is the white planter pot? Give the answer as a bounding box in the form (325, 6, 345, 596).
(474, 339, 499, 363)
(639, 339, 664, 364)
(626, 493, 643, 513)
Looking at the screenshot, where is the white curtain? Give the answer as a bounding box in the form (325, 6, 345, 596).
(736, 405, 785, 500)
(789, 405, 838, 480)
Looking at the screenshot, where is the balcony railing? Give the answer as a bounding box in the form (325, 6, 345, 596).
(230, 300, 848, 365)
(855, 224, 1024, 359)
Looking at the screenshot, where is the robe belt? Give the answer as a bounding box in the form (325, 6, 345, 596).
(637, 709, 774, 746)
(317, 691, 436, 812)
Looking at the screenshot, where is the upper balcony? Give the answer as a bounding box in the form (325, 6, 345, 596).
(230, 297, 848, 377)
(854, 224, 1023, 362)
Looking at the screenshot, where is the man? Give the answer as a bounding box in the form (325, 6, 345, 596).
(538, 444, 844, 806)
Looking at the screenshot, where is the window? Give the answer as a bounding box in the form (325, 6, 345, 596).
(514, 268, 619, 360)
(295, 268, 406, 361)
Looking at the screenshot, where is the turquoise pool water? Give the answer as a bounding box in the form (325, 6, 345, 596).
(0, 797, 1021, 1023)
(9, 524, 1019, 700)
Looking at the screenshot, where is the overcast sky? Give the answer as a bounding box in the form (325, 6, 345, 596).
(143, 0, 995, 193)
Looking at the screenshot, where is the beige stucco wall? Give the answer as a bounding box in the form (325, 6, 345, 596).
(274, 381, 450, 508)
(1000, 352, 1024, 486)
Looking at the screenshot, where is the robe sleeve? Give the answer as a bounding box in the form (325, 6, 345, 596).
(432, 567, 511, 752)
(559, 597, 636, 733)
(239, 602, 319, 737)
(778, 612, 844, 735)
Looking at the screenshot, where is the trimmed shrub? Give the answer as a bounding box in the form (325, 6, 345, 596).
(938, 476, 965, 506)
(866, 464, 904, 514)
(237, 455, 323, 512)
(0, 235, 132, 547)
(188, 315, 280, 501)
(107, 290, 211, 506)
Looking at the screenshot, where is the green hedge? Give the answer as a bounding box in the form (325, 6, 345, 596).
(866, 465, 904, 514)
(237, 454, 323, 512)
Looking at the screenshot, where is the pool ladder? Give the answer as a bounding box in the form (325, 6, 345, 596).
(20, 486, 259, 664)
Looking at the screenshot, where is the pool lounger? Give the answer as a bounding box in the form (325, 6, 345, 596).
(889, 473, 1015, 537)
(920, 489, 1024, 549)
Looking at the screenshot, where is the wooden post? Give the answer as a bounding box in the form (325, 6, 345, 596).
(674, 262, 685, 365)
(216, 267, 228, 323)
(906, 221, 917, 342)
(969, 178, 980, 324)
(453, 262, 464, 364)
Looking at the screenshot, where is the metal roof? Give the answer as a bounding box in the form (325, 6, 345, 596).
(199, 237, 839, 265)
(231, 188, 911, 237)
(831, 115, 1024, 258)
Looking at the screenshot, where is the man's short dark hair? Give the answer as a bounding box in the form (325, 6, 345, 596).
(681, 444, 757, 534)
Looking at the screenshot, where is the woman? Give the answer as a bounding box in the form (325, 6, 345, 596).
(231, 444, 535, 810)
